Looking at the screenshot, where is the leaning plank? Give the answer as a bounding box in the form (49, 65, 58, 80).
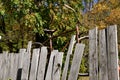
(106, 25, 119, 80)
(37, 47, 48, 80)
(45, 50, 58, 80)
(29, 49, 40, 80)
(89, 27, 98, 80)
(53, 52, 63, 80)
(21, 41, 32, 80)
(99, 29, 108, 80)
(68, 43, 85, 80)
(61, 35, 75, 80)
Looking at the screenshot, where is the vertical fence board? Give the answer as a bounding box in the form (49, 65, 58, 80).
(18, 49, 26, 68)
(62, 35, 75, 80)
(21, 41, 32, 80)
(53, 52, 63, 80)
(99, 29, 108, 80)
(45, 50, 58, 80)
(68, 43, 85, 80)
(9, 53, 14, 79)
(37, 47, 48, 80)
(3, 52, 9, 80)
(16, 49, 26, 80)
(14, 54, 19, 80)
(89, 27, 98, 80)
(9, 53, 19, 80)
(0, 54, 3, 80)
(107, 25, 119, 80)
(29, 49, 40, 80)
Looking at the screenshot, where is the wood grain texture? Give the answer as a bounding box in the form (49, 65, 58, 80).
(68, 43, 85, 80)
(61, 35, 75, 80)
(37, 47, 48, 80)
(29, 49, 40, 80)
(53, 52, 63, 80)
(89, 27, 98, 80)
(106, 25, 119, 80)
(45, 50, 58, 80)
(21, 42, 32, 80)
(99, 29, 108, 80)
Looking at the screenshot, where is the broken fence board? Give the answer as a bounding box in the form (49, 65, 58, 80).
(68, 43, 85, 80)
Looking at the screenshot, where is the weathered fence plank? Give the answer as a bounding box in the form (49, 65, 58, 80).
(9, 53, 15, 79)
(62, 35, 75, 80)
(13, 54, 19, 80)
(99, 29, 108, 80)
(68, 43, 85, 80)
(18, 49, 26, 68)
(45, 50, 58, 80)
(53, 52, 63, 80)
(0, 54, 3, 80)
(29, 49, 40, 80)
(37, 47, 48, 80)
(106, 25, 119, 80)
(17, 49, 26, 80)
(4, 53, 9, 80)
(89, 27, 98, 80)
(21, 41, 32, 80)
(3, 52, 9, 80)
(8, 53, 19, 80)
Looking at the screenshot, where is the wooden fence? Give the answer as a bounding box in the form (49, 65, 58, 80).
(89, 25, 119, 80)
(0, 25, 119, 80)
(0, 40, 85, 80)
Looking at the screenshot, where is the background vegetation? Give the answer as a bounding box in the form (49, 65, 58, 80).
(0, 0, 120, 73)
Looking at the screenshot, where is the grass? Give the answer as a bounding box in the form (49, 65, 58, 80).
(78, 76, 89, 80)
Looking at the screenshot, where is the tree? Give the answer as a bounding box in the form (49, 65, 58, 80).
(0, 0, 87, 52)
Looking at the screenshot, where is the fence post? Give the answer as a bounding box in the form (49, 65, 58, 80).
(89, 27, 98, 80)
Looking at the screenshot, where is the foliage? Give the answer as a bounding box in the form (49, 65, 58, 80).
(82, 0, 120, 29)
(0, 0, 85, 52)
